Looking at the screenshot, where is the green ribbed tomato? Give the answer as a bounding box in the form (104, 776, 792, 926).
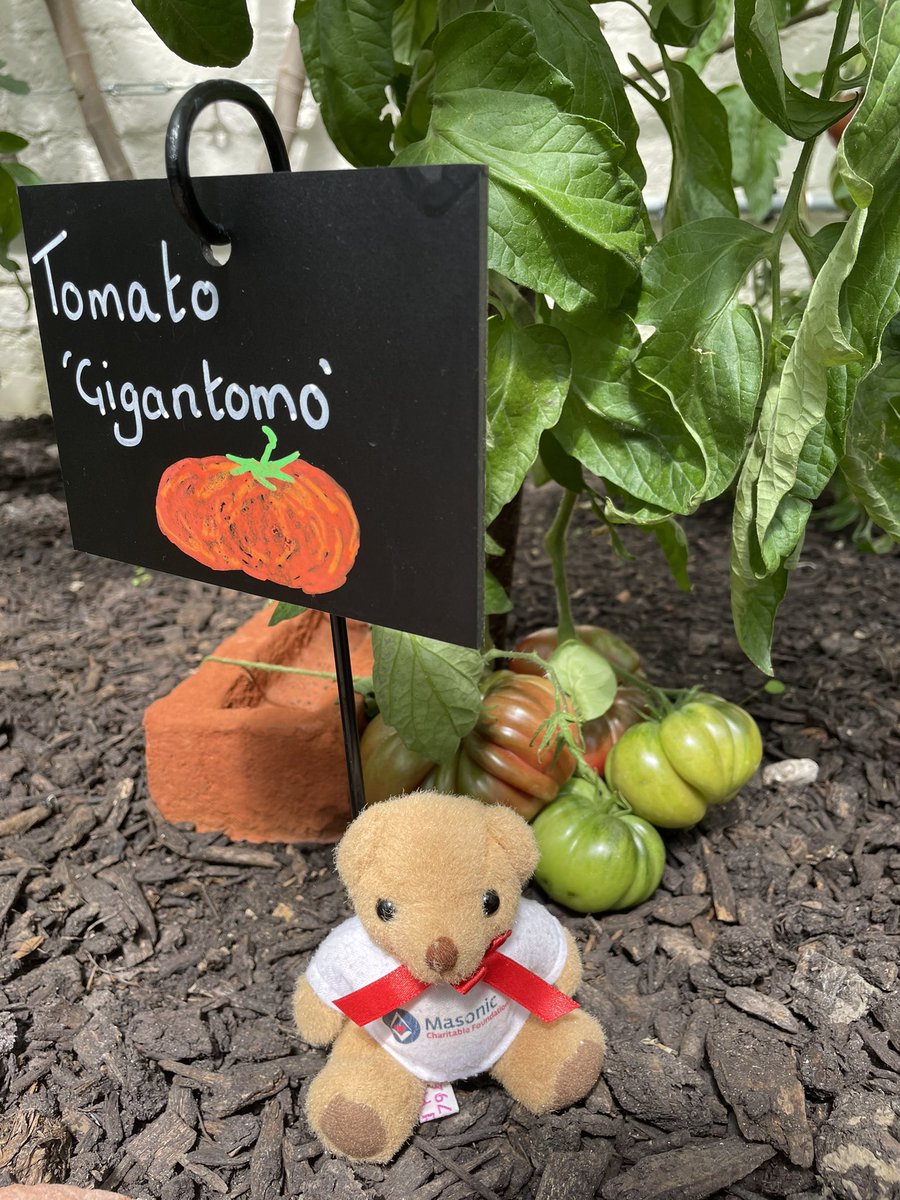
(532, 775, 666, 913)
(605, 695, 763, 829)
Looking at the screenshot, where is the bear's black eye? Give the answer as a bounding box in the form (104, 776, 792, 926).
(482, 890, 500, 917)
(376, 899, 396, 922)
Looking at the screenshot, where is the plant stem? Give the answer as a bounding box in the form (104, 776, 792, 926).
(626, 0, 836, 80)
(543, 489, 578, 646)
(612, 0, 656, 31)
(205, 654, 358, 684)
(766, 0, 854, 337)
(818, 0, 857, 104)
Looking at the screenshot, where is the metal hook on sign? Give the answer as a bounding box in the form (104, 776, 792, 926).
(165, 79, 291, 247)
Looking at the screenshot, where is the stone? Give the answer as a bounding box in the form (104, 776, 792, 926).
(144, 606, 373, 843)
(762, 759, 819, 787)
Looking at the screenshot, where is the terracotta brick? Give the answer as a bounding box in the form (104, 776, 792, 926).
(144, 606, 372, 843)
(0, 1191, 128, 1200)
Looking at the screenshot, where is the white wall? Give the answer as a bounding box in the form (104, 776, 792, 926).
(0, 0, 839, 419)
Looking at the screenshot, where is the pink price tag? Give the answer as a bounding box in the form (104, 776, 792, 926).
(419, 1083, 459, 1123)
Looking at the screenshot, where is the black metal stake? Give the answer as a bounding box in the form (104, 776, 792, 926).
(330, 615, 366, 818)
(165, 80, 367, 820)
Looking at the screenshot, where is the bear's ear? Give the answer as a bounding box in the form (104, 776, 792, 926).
(484, 803, 539, 885)
(334, 804, 386, 890)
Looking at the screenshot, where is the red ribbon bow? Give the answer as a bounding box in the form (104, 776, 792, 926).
(334, 929, 579, 1026)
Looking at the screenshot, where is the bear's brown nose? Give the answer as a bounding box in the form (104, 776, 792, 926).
(425, 936, 458, 974)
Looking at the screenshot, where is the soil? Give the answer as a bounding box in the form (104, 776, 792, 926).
(1, 415, 899, 1200)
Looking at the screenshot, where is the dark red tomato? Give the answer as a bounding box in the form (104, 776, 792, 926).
(360, 670, 580, 820)
(582, 684, 650, 772)
(509, 625, 641, 681)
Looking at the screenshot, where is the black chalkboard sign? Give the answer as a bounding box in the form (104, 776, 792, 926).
(19, 165, 487, 648)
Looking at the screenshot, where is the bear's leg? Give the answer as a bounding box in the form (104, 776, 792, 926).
(490, 1010, 604, 1115)
(306, 1022, 424, 1162)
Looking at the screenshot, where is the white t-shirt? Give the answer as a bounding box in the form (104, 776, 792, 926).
(305, 898, 568, 1083)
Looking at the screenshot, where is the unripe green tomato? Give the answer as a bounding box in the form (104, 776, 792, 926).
(605, 696, 763, 828)
(532, 775, 666, 913)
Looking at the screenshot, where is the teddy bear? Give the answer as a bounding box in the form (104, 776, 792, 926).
(293, 791, 605, 1163)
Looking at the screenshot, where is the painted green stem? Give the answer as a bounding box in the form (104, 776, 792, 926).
(226, 425, 300, 490)
(543, 488, 578, 646)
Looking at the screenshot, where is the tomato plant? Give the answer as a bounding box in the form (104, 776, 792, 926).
(0, 66, 41, 281)
(140, 0, 899, 779)
(532, 774, 666, 913)
(605, 695, 763, 828)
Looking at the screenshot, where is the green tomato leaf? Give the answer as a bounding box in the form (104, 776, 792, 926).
(495, 0, 644, 187)
(0, 132, 28, 154)
(836, 0, 900, 208)
(394, 12, 646, 311)
(663, 61, 738, 232)
(0, 168, 22, 248)
(485, 530, 505, 557)
(295, 0, 395, 166)
(638, 217, 773, 330)
(0, 64, 29, 95)
(555, 220, 770, 525)
(733, 0, 855, 139)
(653, 517, 692, 591)
(438, 0, 491, 22)
(485, 569, 514, 616)
(637, 218, 770, 498)
(548, 640, 617, 721)
(2, 163, 41, 188)
(393, 0, 438, 64)
(717, 84, 787, 221)
(841, 319, 900, 541)
(131, 0, 252, 66)
(858, 0, 886, 56)
(731, 213, 866, 670)
(753, 212, 865, 570)
(730, 514, 791, 675)
(838, 155, 900, 539)
(682, 0, 732, 73)
(268, 602, 307, 627)
(552, 306, 706, 516)
(807, 222, 845, 274)
(538, 428, 584, 492)
(394, 49, 435, 150)
(650, 0, 717, 47)
(485, 315, 571, 524)
(371, 626, 484, 763)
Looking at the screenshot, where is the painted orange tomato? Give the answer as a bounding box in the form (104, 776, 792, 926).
(155, 425, 360, 595)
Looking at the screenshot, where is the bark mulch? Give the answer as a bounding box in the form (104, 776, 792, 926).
(1, 416, 898, 1200)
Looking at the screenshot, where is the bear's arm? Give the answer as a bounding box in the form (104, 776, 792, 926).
(293, 975, 346, 1047)
(553, 927, 583, 997)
